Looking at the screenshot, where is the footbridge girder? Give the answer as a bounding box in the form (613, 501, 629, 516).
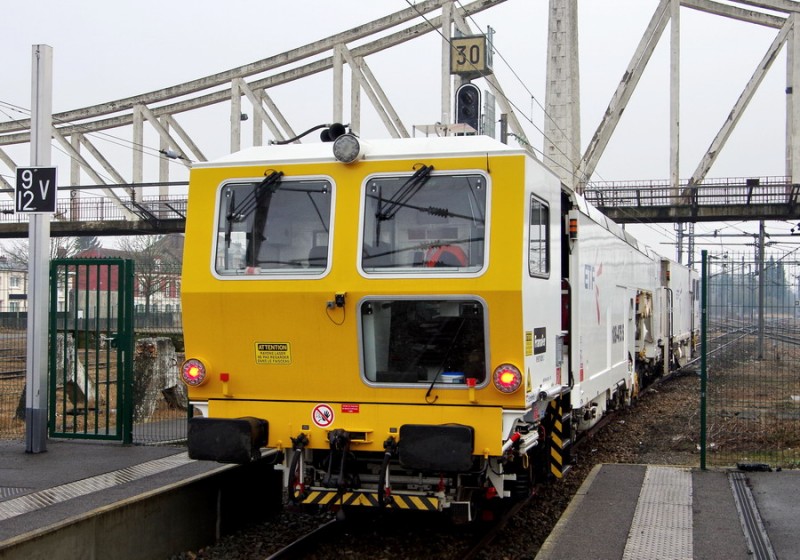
(583, 177, 800, 224)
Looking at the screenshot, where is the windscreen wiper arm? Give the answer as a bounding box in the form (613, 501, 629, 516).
(227, 170, 284, 222)
(425, 317, 467, 404)
(377, 164, 434, 221)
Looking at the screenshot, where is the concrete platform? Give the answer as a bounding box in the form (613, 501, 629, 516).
(535, 464, 799, 560)
(0, 439, 281, 560)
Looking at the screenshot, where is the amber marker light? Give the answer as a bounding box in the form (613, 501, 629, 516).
(569, 218, 578, 240)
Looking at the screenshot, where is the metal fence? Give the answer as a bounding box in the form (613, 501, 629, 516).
(702, 250, 800, 469)
(0, 305, 186, 444)
(0, 328, 26, 441)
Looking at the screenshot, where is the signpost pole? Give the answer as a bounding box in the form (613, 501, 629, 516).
(25, 45, 53, 453)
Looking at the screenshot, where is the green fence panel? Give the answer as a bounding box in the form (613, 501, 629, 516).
(702, 250, 800, 469)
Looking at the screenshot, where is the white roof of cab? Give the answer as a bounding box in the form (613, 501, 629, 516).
(195, 135, 526, 168)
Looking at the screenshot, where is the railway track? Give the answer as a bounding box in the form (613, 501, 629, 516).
(259, 365, 697, 560)
(265, 517, 339, 560)
(264, 494, 537, 560)
(175, 364, 714, 560)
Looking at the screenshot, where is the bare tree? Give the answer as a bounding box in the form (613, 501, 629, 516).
(115, 235, 182, 317)
(1, 237, 87, 266)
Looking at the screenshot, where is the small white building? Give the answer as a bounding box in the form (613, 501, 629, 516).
(0, 256, 27, 312)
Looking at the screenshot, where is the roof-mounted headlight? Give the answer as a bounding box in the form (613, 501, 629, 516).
(332, 133, 364, 164)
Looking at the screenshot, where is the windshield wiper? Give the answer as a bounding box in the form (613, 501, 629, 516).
(224, 189, 236, 249)
(227, 171, 284, 222)
(424, 317, 467, 404)
(377, 164, 434, 221)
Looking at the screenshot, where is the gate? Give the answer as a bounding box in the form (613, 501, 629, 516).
(49, 258, 134, 442)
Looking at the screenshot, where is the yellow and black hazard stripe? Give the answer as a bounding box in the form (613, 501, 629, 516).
(388, 494, 440, 511)
(301, 489, 440, 511)
(546, 396, 572, 479)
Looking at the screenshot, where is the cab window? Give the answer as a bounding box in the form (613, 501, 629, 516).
(529, 195, 549, 277)
(215, 175, 332, 276)
(360, 298, 487, 385)
(361, 170, 486, 273)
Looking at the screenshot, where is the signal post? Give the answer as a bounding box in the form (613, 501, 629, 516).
(22, 45, 55, 453)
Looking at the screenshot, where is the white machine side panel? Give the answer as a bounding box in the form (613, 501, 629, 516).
(521, 161, 564, 414)
(669, 261, 698, 342)
(570, 212, 659, 409)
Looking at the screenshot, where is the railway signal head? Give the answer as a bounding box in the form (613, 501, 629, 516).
(455, 83, 481, 134)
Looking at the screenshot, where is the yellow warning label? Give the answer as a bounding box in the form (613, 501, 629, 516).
(525, 331, 533, 356)
(255, 342, 292, 365)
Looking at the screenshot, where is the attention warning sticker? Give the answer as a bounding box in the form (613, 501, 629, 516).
(255, 342, 292, 365)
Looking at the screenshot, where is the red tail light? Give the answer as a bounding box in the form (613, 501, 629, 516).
(181, 359, 208, 387)
(492, 364, 522, 394)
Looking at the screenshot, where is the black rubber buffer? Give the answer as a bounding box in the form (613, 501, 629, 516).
(188, 416, 268, 464)
(398, 424, 474, 472)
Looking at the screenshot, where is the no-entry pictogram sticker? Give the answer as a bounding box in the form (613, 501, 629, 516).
(311, 404, 334, 428)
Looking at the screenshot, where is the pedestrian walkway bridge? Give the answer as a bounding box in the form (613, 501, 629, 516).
(0, 176, 797, 238)
(584, 176, 800, 224)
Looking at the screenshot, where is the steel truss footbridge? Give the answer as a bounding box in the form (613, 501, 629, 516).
(2, 0, 800, 264)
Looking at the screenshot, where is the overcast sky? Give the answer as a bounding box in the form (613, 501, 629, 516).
(0, 0, 797, 261)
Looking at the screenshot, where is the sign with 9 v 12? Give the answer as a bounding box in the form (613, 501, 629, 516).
(15, 166, 57, 213)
